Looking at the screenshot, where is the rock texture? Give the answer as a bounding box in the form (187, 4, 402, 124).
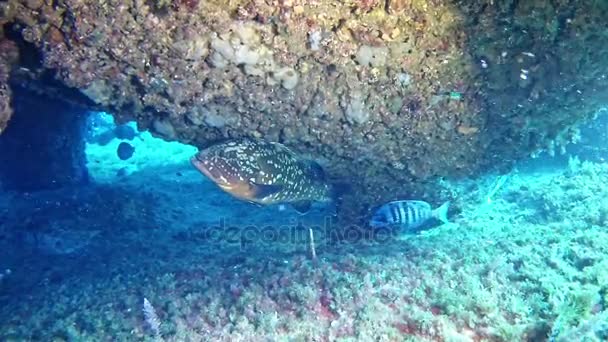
(0, 38, 18, 134)
(1, 0, 607, 224)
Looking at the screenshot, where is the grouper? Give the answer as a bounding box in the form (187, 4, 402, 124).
(191, 139, 334, 213)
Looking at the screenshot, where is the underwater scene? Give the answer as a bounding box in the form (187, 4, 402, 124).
(2, 0, 608, 341)
(1, 111, 607, 342)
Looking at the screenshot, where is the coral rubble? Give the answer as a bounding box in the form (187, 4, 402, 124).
(1, 0, 608, 223)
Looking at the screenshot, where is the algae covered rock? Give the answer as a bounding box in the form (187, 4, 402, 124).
(0, 0, 607, 224)
(0, 38, 18, 134)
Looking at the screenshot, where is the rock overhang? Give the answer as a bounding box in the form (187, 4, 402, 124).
(1, 0, 607, 225)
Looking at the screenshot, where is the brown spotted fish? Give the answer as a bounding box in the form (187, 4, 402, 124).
(191, 139, 333, 213)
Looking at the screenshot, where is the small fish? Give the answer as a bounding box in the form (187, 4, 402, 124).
(370, 200, 450, 232)
(117, 142, 135, 160)
(191, 139, 333, 213)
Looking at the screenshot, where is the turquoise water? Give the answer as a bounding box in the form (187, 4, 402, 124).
(0, 112, 607, 341)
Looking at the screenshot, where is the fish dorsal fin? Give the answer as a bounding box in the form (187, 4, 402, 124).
(291, 201, 312, 214)
(251, 183, 284, 199)
(269, 141, 296, 155)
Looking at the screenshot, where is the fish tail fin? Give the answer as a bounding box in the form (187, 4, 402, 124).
(301, 160, 326, 181)
(433, 201, 450, 224)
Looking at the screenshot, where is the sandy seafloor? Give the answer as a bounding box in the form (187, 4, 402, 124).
(0, 116, 607, 342)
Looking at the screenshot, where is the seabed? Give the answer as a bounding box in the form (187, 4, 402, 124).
(0, 113, 607, 341)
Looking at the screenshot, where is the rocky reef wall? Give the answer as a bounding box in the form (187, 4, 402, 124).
(0, 38, 18, 134)
(1, 0, 607, 223)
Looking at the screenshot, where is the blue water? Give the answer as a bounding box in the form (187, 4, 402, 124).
(0, 111, 607, 341)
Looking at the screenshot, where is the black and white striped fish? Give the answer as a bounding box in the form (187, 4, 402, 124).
(369, 200, 450, 232)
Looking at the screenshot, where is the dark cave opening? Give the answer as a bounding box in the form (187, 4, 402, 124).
(0, 87, 89, 191)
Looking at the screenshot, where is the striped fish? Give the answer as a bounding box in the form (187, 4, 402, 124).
(369, 200, 450, 232)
